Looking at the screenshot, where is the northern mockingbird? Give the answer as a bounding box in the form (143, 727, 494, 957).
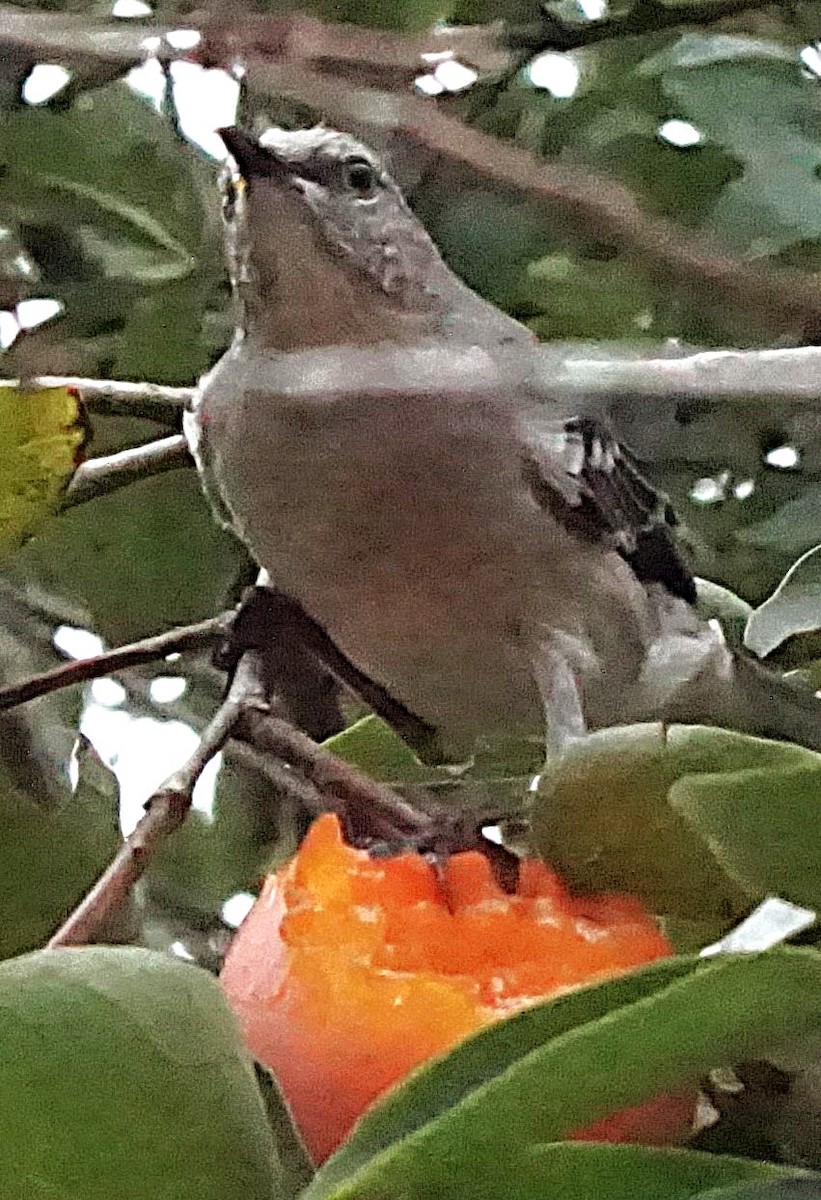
(185, 125, 821, 762)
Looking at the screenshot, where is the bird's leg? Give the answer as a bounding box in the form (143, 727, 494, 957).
(534, 638, 588, 756)
(218, 571, 446, 762)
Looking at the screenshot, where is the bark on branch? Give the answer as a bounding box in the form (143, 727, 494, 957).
(64, 434, 192, 508)
(30, 376, 193, 425)
(0, 615, 230, 713)
(46, 652, 441, 948)
(23, 344, 821, 435)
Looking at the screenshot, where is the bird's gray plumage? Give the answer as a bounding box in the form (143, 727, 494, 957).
(186, 126, 821, 759)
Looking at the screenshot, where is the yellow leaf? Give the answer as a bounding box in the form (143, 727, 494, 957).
(0, 384, 85, 552)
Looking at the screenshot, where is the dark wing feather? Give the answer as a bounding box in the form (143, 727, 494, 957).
(522, 414, 697, 604)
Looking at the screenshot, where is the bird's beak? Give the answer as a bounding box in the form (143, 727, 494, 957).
(218, 127, 292, 182)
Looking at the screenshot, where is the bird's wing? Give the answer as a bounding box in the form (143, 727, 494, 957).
(521, 413, 697, 604)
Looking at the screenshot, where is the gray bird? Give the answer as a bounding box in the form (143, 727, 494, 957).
(185, 125, 821, 762)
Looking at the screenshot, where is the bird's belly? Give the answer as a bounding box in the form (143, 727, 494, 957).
(198, 379, 652, 743)
(266, 505, 545, 742)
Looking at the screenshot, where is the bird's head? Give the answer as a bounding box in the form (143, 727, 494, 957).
(218, 126, 451, 348)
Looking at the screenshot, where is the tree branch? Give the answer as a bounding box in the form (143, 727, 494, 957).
(235, 707, 430, 842)
(196, 11, 511, 88)
(0, 615, 230, 713)
(28, 376, 193, 425)
(164, 341, 821, 410)
(47, 681, 246, 949)
(507, 0, 787, 55)
(543, 344, 821, 404)
(21, 343, 821, 447)
(46, 651, 439, 948)
(63, 434, 192, 508)
(236, 705, 519, 872)
(0, 6, 175, 67)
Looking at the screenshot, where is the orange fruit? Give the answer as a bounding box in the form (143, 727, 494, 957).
(221, 813, 687, 1162)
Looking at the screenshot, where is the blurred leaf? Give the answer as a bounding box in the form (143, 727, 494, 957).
(530, 723, 785, 928)
(642, 35, 794, 73)
(0, 384, 84, 553)
(745, 547, 821, 659)
(736, 490, 821, 559)
(0, 79, 222, 381)
(9, 468, 244, 643)
(256, 1066, 316, 1199)
(645, 37, 821, 254)
(0, 748, 120, 959)
(59, 735, 121, 860)
(671, 760, 821, 910)
(695, 1181, 821, 1200)
(113, 279, 215, 384)
(146, 801, 257, 921)
(300, 0, 453, 31)
(521, 1144, 798, 1200)
(306, 950, 821, 1200)
(0, 81, 217, 272)
(0, 946, 284, 1199)
(525, 250, 664, 340)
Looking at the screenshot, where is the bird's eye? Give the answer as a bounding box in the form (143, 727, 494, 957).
(343, 158, 377, 199)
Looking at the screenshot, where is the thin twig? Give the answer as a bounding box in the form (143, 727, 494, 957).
(182, 341, 821, 410)
(196, 12, 511, 86)
(46, 650, 428, 947)
(63, 435, 192, 508)
(48, 690, 246, 949)
(236, 707, 431, 842)
(25, 376, 193, 425)
(11, 341, 821, 448)
(237, 706, 514, 874)
(0, 615, 231, 712)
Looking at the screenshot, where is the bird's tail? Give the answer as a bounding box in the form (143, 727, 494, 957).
(669, 649, 821, 754)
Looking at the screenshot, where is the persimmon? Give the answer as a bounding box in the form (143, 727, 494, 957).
(221, 813, 689, 1162)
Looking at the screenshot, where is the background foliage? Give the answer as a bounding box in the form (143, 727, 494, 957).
(2, 0, 821, 1196)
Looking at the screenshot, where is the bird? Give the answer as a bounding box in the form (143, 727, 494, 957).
(185, 124, 821, 764)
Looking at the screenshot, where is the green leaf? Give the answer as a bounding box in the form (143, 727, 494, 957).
(0, 384, 84, 554)
(694, 1180, 821, 1200)
(745, 547, 821, 659)
(530, 723, 787, 927)
(535, 723, 821, 934)
(670, 761, 821, 910)
(0, 947, 283, 1199)
(309, 956, 697, 1195)
(113, 280, 215, 384)
(58, 736, 121, 859)
(10, 466, 245, 643)
(737, 491, 821, 559)
(646, 39, 821, 254)
(641, 33, 794, 73)
(324, 715, 450, 785)
(522, 1143, 794, 1200)
(325, 714, 542, 791)
(0, 82, 218, 273)
(306, 949, 821, 1200)
(256, 1066, 316, 1199)
(0, 751, 121, 960)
